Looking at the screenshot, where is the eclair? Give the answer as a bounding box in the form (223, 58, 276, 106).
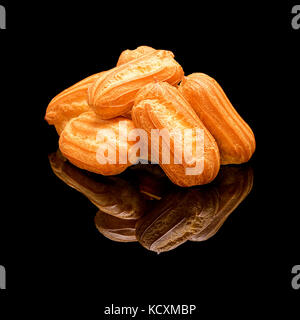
(179, 73, 256, 164)
(45, 71, 107, 135)
(117, 46, 156, 66)
(88, 50, 184, 119)
(132, 81, 220, 187)
(59, 111, 136, 175)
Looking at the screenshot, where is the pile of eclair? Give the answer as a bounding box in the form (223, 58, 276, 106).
(45, 46, 255, 187)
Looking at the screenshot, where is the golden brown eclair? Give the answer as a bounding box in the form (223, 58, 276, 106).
(117, 46, 156, 66)
(95, 211, 137, 242)
(49, 150, 146, 219)
(45, 71, 107, 135)
(178, 73, 256, 164)
(88, 50, 184, 119)
(190, 165, 254, 241)
(132, 82, 220, 187)
(59, 111, 136, 175)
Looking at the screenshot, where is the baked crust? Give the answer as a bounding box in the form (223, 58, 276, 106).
(179, 73, 256, 164)
(59, 111, 136, 175)
(45, 71, 107, 135)
(116, 46, 156, 66)
(132, 82, 220, 187)
(88, 50, 184, 119)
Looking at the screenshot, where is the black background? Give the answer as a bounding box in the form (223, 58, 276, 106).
(0, 0, 299, 316)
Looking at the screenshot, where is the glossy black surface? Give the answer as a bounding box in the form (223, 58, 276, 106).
(49, 150, 254, 253)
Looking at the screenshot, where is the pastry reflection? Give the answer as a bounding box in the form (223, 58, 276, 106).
(49, 150, 253, 252)
(49, 150, 149, 220)
(95, 211, 137, 242)
(189, 166, 253, 242)
(135, 187, 220, 252)
(136, 165, 253, 252)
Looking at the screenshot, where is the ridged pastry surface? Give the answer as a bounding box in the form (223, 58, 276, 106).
(132, 82, 220, 187)
(116, 46, 156, 66)
(179, 73, 256, 164)
(45, 71, 107, 135)
(88, 50, 184, 119)
(59, 111, 136, 176)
